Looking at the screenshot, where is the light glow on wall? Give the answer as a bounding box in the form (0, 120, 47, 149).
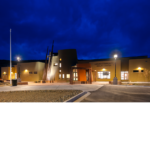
(103, 68, 105, 71)
(138, 67, 141, 70)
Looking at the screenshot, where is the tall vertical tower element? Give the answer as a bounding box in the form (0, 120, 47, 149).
(42, 46, 49, 81)
(46, 40, 54, 82)
(10, 29, 12, 84)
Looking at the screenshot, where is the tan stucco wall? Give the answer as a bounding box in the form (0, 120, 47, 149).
(129, 58, 150, 82)
(1, 67, 16, 80)
(1, 67, 8, 80)
(90, 60, 121, 81)
(18, 62, 45, 81)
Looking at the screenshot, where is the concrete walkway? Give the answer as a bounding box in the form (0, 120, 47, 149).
(0, 83, 103, 92)
(82, 85, 150, 102)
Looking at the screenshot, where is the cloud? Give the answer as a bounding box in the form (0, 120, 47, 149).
(0, 0, 150, 60)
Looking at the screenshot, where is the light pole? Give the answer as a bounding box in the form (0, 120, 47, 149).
(10, 29, 12, 84)
(17, 57, 21, 82)
(113, 54, 118, 84)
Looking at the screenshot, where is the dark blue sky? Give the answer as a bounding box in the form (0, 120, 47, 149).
(0, 0, 150, 60)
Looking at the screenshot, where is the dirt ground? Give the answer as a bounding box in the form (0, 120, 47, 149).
(0, 90, 82, 102)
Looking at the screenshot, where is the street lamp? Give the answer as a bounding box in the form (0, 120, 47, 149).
(17, 57, 21, 82)
(113, 54, 118, 84)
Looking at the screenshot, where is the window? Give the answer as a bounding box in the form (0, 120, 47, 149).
(62, 74, 65, 79)
(34, 71, 37, 74)
(133, 70, 139, 72)
(59, 70, 61, 73)
(54, 63, 58, 66)
(66, 74, 70, 79)
(59, 74, 61, 79)
(97, 71, 110, 79)
(59, 63, 62, 68)
(73, 69, 78, 81)
(29, 72, 32, 74)
(121, 71, 128, 80)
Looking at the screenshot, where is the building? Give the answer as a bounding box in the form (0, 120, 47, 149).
(1, 49, 150, 83)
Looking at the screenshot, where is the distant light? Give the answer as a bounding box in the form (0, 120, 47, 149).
(3, 72, 6, 74)
(138, 67, 141, 70)
(103, 68, 105, 71)
(114, 54, 118, 59)
(25, 69, 28, 72)
(11, 72, 13, 74)
(17, 57, 21, 61)
(60, 58, 62, 61)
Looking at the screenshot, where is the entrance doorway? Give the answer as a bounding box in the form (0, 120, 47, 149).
(121, 71, 129, 80)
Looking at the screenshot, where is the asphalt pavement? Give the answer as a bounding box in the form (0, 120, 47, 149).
(82, 85, 150, 102)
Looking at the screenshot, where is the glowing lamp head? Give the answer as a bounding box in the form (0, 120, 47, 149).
(114, 54, 118, 59)
(17, 57, 21, 61)
(103, 68, 105, 71)
(25, 69, 28, 72)
(138, 67, 141, 70)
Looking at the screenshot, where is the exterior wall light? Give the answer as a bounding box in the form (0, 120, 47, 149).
(138, 67, 141, 70)
(103, 68, 105, 71)
(59, 58, 62, 61)
(25, 69, 28, 72)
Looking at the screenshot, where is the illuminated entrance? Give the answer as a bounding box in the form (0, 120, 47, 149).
(70, 67, 92, 84)
(121, 71, 129, 80)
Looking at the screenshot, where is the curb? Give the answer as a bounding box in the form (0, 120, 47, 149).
(65, 91, 90, 102)
(74, 92, 91, 102)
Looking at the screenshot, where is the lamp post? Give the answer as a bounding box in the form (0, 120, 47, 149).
(17, 57, 21, 82)
(10, 29, 12, 84)
(113, 54, 118, 84)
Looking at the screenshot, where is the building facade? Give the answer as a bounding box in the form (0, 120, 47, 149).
(1, 49, 150, 83)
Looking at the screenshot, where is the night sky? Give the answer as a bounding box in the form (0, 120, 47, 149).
(0, 0, 150, 60)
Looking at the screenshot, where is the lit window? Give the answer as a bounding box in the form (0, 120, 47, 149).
(34, 71, 37, 74)
(59, 63, 61, 68)
(97, 71, 110, 79)
(73, 69, 77, 72)
(54, 63, 58, 66)
(59, 74, 61, 79)
(66, 74, 70, 78)
(62, 74, 65, 79)
(121, 71, 128, 80)
(59, 58, 62, 61)
(73, 69, 78, 80)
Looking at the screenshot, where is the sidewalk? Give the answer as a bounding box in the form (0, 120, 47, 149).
(0, 84, 103, 92)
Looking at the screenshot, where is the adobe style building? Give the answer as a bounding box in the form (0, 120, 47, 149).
(1, 49, 150, 83)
